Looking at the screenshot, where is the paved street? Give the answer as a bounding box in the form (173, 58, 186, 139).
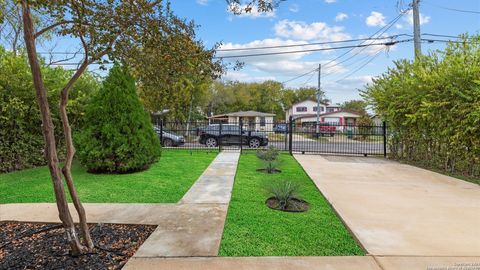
(167, 140, 385, 156)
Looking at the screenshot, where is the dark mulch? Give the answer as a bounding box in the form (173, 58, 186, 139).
(256, 168, 282, 174)
(265, 197, 310, 212)
(0, 221, 156, 270)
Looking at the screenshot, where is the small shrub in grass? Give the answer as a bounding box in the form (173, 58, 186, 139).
(264, 180, 309, 212)
(256, 146, 281, 173)
(75, 64, 160, 173)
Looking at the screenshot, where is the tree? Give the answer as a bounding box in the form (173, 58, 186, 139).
(124, 19, 223, 120)
(341, 100, 368, 115)
(361, 35, 480, 177)
(280, 87, 318, 111)
(76, 65, 160, 173)
(226, 0, 284, 13)
(17, 0, 192, 255)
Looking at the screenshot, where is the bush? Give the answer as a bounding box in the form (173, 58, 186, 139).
(356, 116, 374, 141)
(75, 64, 161, 173)
(256, 146, 281, 173)
(362, 35, 480, 178)
(265, 180, 300, 210)
(0, 46, 99, 173)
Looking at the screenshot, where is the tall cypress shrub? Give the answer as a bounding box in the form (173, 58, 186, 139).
(76, 64, 160, 173)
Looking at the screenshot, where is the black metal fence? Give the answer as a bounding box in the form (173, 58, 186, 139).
(153, 118, 387, 157)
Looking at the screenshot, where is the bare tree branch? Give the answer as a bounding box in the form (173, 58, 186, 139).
(34, 20, 75, 39)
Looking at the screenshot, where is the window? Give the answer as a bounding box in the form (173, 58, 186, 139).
(313, 106, 324, 112)
(260, 117, 266, 127)
(326, 107, 336, 113)
(296, 106, 307, 112)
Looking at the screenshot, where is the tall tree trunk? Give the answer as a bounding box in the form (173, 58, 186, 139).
(59, 61, 94, 251)
(21, 1, 85, 255)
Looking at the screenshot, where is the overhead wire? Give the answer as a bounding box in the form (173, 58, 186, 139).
(422, 1, 480, 14)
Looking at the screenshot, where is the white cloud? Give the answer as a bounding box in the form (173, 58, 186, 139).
(366, 11, 386, 27)
(227, 3, 275, 19)
(335, 12, 348, 22)
(289, 4, 300, 13)
(196, 0, 209, 6)
(217, 38, 349, 80)
(395, 23, 403, 29)
(218, 38, 313, 61)
(223, 71, 275, 82)
(321, 76, 374, 103)
(274, 19, 351, 41)
(405, 10, 431, 26)
(325, 0, 337, 3)
(254, 60, 347, 76)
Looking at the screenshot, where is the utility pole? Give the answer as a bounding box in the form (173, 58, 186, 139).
(412, 0, 422, 58)
(315, 64, 321, 135)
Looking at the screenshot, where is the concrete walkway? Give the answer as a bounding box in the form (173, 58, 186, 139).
(294, 154, 480, 257)
(124, 257, 382, 270)
(0, 151, 240, 258)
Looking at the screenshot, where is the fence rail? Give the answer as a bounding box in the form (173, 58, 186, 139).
(153, 118, 387, 157)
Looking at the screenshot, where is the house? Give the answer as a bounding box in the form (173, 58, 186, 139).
(209, 110, 275, 131)
(294, 110, 362, 126)
(285, 99, 342, 120)
(286, 99, 362, 127)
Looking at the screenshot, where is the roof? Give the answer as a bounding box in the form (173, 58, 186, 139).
(292, 109, 362, 120)
(210, 110, 276, 119)
(290, 99, 329, 108)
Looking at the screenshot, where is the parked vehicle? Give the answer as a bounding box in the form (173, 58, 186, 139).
(153, 126, 185, 147)
(305, 123, 336, 137)
(273, 123, 288, 134)
(318, 123, 336, 136)
(198, 124, 268, 148)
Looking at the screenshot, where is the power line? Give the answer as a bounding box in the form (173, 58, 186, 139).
(334, 48, 385, 83)
(213, 40, 408, 59)
(322, 12, 407, 69)
(216, 35, 407, 52)
(279, 13, 407, 85)
(281, 68, 318, 84)
(423, 1, 480, 14)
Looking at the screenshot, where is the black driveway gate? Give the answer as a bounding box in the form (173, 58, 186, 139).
(153, 118, 387, 157)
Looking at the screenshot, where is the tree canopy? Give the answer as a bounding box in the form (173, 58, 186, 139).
(341, 100, 368, 115)
(203, 81, 321, 120)
(362, 35, 480, 178)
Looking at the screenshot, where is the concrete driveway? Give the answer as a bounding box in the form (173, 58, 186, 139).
(295, 155, 480, 257)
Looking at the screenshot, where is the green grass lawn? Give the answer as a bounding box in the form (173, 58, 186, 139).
(0, 150, 217, 204)
(219, 154, 364, 256)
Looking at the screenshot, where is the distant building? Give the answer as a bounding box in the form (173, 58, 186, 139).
(286, 99, 361, 126)
(209, 110, 275, 131)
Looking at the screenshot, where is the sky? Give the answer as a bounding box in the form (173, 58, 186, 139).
(18, 0, 479, 105)
(167, 0, 480, 104)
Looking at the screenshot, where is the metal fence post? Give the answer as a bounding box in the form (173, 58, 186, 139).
(288, 116, 293, 155)
(219, 122, 223, 152)
(382, 121, 387, 158)
(159, 119, 163, 146)
(239, 119, 243, 154)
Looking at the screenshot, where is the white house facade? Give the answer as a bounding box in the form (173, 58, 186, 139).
(286, 99, 361, 126)
(209, 111, 275, 131)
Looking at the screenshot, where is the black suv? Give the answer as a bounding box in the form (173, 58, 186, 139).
(198, 124, 268, 148)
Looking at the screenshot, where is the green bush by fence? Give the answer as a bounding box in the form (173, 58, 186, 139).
(0, 47, 99, 173)
(362, 35, 480, 179)
(75, 64, 161, 173)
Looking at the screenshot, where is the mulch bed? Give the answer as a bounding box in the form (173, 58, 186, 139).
(0, 221, 156, 270)
(256, 168, 282, 174)
(265, 197, 310, 212)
